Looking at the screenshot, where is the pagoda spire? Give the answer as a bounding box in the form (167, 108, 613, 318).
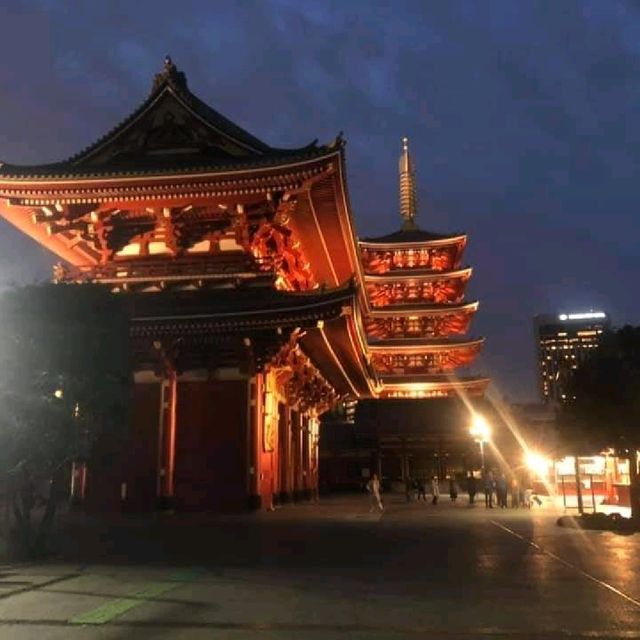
(399, 136, 418, 230)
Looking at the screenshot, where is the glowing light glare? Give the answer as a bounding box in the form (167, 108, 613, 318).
(469, 414, 491, 442)
(558, 312, 606, 321)
(54, 389, 64, 399)
(526, 451, 550, 477)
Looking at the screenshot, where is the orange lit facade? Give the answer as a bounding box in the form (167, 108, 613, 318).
(0, 60, 488, 511)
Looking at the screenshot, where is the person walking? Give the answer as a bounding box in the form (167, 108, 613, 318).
(467, 472, 477, 505)
(518, 483, 525, 509)
(449, 476, 458, 503)
(524, 486, 533, 509)
(484, 471, 494, 508)
(311, 461, 320, 504)
(510, 477, 520, 508)
(417, 476, 427, 501)
(367, 473, 384, 513)
(431, 476, 440, 505)
(405, 476, 413, 502)
(496, 473, 508, 508)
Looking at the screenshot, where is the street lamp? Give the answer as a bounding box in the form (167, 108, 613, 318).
(525, 451, 550, 478)
(470, 414, 491, 472)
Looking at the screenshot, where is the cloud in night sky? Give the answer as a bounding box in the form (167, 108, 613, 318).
(1, 0, 639, 401)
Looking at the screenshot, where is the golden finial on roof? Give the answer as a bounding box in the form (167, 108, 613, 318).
(399, 136, 418, 230)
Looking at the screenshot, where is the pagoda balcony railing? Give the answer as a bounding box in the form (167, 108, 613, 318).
(360, 247, 459, 275)
(365, 314, 473, 340)
(366, 280, 467, 307)
(55, 254, 275, 285)
(370, 351, 479, 375)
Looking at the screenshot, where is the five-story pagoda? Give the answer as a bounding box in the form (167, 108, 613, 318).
(360, 138, 488, 400)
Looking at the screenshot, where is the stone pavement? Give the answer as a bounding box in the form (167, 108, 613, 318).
(0, 493, 639, 638)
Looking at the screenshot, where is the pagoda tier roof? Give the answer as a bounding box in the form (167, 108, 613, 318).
(363, 267, 471, 283)
(367, 337, 484, 352)
(367, 301, 479, 317)
(0, 57, 340, 182)
(359, 228, 466, 248)
(380, 374, 489, 385)
(378, 375, 490, 398)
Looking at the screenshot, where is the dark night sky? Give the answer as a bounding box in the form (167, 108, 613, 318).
(0, 1, 638, 402)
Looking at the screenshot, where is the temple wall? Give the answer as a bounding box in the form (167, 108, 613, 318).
(85, 379, 161, 512)
(84, 431, 125, 512)
(174, 379, 247, 511)
(85, 366, 321, 513)
(124, 381, 162, 511)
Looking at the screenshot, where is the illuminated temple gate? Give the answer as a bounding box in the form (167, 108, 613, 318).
(0, 59, 488, 510)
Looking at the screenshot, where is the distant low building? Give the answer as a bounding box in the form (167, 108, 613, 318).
(534, 312, 609, 405)
(509, 402, 558, 452)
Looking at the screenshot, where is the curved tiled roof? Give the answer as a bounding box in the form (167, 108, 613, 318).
(367, 301, 479, 316)
(379, 374, 490, 386)
(130, 281, 356, 323)
(0, 146, 337, 181)
(362, 228, 458, 243)
(363, 267, 472, 282)
(368, 337, 484, 350)
(0, 57, 341, 181)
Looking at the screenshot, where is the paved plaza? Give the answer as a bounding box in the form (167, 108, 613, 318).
(0, 494, 639, 639)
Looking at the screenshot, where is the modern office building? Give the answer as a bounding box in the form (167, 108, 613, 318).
(534, 311, 610, 404)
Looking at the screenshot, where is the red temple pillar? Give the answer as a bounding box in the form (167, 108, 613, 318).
(292, 411, 304, 500)
(157, 368, 178, 503)
(247, 373, 263, 509)
(310, 417, 320, 501)
(276, 404, 288, 503)
(302, 415, 312, 499)
(284, 407, 294, 500)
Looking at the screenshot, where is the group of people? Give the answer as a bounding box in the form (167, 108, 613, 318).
(366, 471, 534, 512)
(404, 475, 458, 505)
(479, 471, 534, 509)
(366, 473, 448, 512)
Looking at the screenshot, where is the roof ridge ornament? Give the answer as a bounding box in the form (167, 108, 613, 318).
(151, 55, 188, 94)
(399, 136, 418, 231)
(329, 131, 345, 149)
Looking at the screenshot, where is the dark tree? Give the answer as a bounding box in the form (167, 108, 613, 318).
(0, 283, 130, 556)
(563, 326, 640, 519)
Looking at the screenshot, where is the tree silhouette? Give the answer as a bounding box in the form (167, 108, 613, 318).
(0, 283, 130, 556)
(563, 326, 640, 519)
